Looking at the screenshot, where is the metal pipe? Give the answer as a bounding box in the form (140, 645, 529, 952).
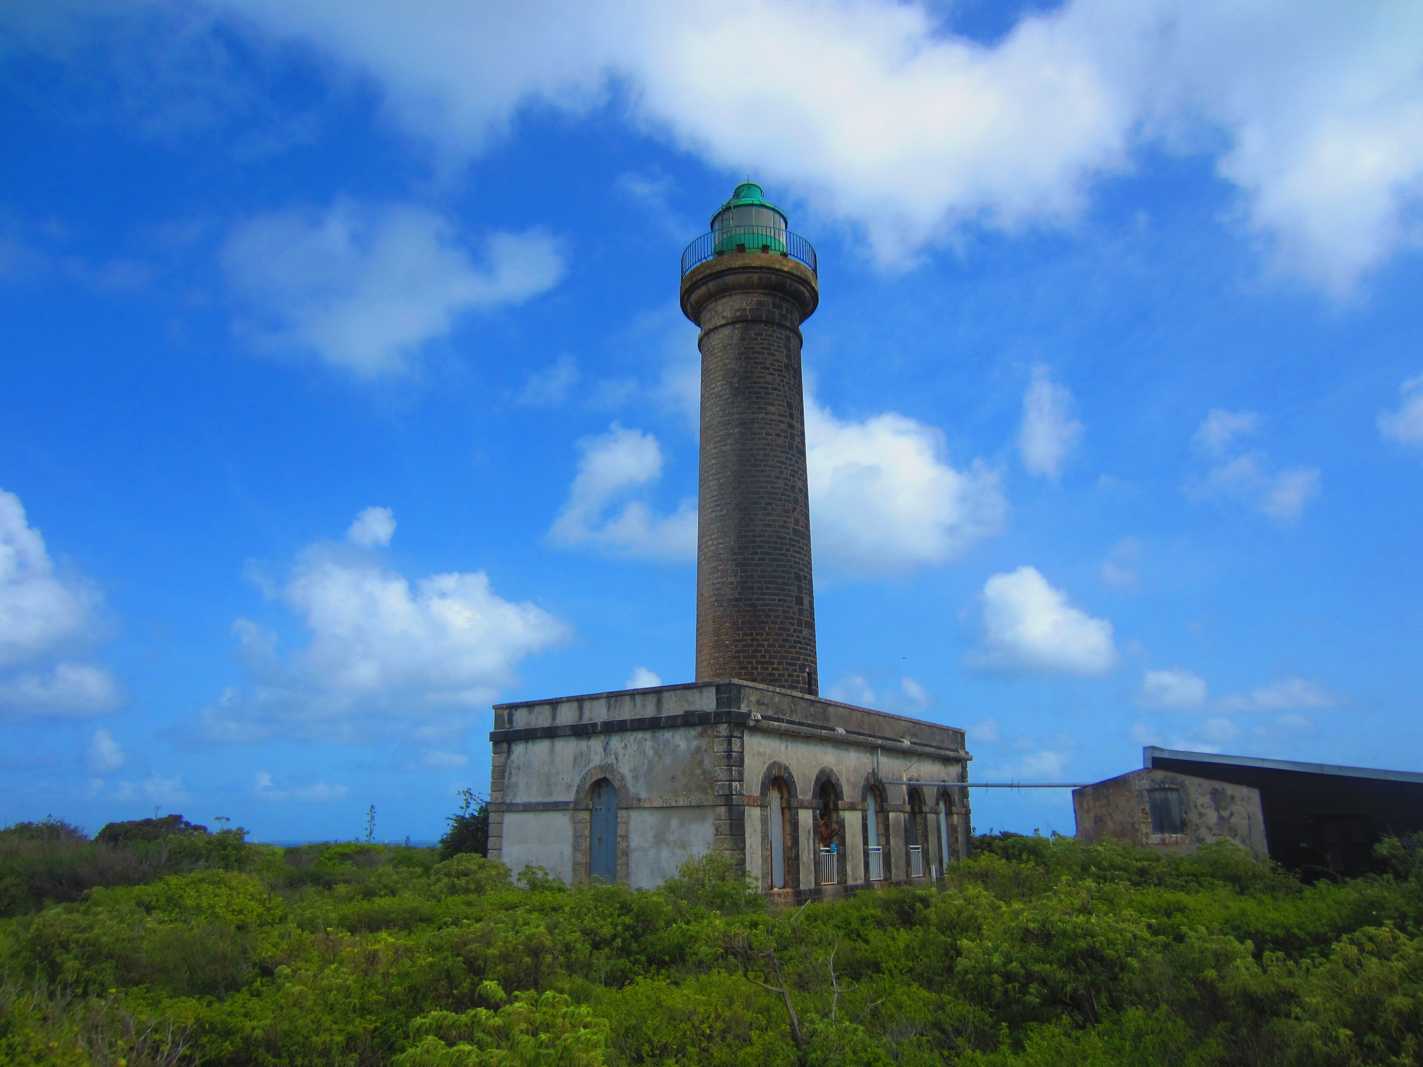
(882, 779, 1087, 789)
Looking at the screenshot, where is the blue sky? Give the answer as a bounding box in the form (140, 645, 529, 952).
(2, 0, 1421, 843)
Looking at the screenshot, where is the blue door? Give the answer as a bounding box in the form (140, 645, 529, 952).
(590, 779, 617, 882)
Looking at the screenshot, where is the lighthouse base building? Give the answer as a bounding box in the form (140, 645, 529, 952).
(488, 679, 971, 895)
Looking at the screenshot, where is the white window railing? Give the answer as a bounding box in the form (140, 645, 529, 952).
(908, 844, 924, 878)
(866, 845, 884, 881)
(818, 847, 838, 885)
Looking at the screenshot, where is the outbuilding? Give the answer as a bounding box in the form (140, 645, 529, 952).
(1074, 746, 1423, 877)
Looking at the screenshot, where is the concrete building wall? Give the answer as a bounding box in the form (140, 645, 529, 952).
(1073, 768, 1268, 859)
(627, 808, 718, 890)
(493, 707, 722, 885)
(491, 680, 971, 895)
(744, 804, 763, 886)
(498, 811, 568, 877)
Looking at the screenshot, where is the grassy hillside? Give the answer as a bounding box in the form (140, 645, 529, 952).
(2, 818, 1420, 1065)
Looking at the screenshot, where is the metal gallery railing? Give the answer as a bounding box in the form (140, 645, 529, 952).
(866, 845, 884, 881)
(818, 847, 838, 885)
(680, 226, 817, 277)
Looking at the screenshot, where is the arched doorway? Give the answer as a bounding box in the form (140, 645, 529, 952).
(814, 776, 843, 886)
(863, 780, 889, 882)
(589, 778, 618, 883)
(936, 789, 955, 877)
(906, 787, 927, 879)
(766, 777, 794, 889)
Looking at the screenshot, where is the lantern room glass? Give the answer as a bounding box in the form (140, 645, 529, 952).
(712, 184, 788, 254)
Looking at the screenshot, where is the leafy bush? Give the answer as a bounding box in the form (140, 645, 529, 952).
(95, 814, 207, 847)
(3, 828, 1422, 1064)
(0, 816, 252, 917)
(439, 789, 490, 861)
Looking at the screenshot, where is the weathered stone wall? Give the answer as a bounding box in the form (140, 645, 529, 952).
(492, 710, 723, 889)
(1073, 768, 1268, 859)
(743, 718, 970, 894)
(682, 255, 820, 695)
(489, 680, 972, 894)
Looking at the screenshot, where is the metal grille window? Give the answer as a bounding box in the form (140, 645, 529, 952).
(1147, 787, 1185, 834)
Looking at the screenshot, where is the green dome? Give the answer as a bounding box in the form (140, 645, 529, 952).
(728, 181, 766, 205)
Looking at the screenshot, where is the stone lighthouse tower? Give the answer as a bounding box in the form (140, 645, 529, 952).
(680, 183, 820, 695)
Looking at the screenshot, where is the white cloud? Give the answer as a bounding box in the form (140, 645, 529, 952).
(1017, 750, 1068, 780)
(1198, 452, 1321, 521)
(1378, 374, 1423, 446)
(900, 676, 930, 711)
(346, 506, 395, 548)
(571, 349, 1006, 575)
(254, 769, 348, 803)
(114, 773, 190, 808)
(198, 512, 568, 741)
(548, 423, 697, 561)
(1187, 412, 1320, 523)
(516, 354, 581, 408)
(1273, 713, 1314, 732)
(0, 490, 112, 715)
(1018, 364, 1083, 480)
(828, 674, 876, 706)
(87, 727, 125, 774)
(420, 749, 468, 769)
(970, 566, 1117, 676)
(203, 1, 1423, 293)
(232, 617, 278, 668)
(806, 397, 1006, 573)
(614, 171, 692, 238)
(0, 489, 98, 667)
(1139, 667, 1208, 710)
(971, 718, 1001, 744)
(1134, 667, 1336, 750)
(1218, 677, 1336, 713)
(283, 563, 563, 705)
(1193, 409, 1260, 457)
(625, 666, 663, 689)
(1131, 720, 1228, 755)
(1258, 466, 1322, 522)
(1099, 537, 1140, 590)
(0, 662, 120, 718)
(222, 200, 564, 379)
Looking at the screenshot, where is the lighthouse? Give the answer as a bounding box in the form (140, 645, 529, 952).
(487, 182, 971, 893)
(680, 182, 821, 695)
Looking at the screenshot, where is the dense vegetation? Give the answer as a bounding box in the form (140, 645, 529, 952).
(2, 815, 1421, 1066)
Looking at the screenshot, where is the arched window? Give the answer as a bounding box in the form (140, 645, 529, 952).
(862, 780, 889, 882)
(759, 764, 800, 892)
(815, 778, 842, 886)
(906, 787, 927, 878)
(589, 778, 618, 882)
(767, 779, 790, 888)
(936, 789, 955, 876)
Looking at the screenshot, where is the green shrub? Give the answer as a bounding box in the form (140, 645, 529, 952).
(394, 990, 609, 1066)
(439, 789, 490, 861)
(3, 823, 1422, 1065)
(95, 814, 207, 847)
